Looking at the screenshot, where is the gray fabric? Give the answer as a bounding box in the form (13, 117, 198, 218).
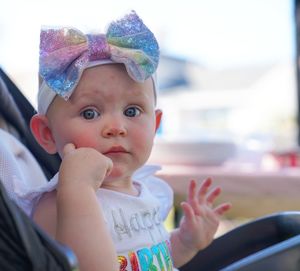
(0, 77, 27, 137)
(0, 70, 61, 179)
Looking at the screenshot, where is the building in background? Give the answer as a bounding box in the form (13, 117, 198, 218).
(149, 55, 297, 166)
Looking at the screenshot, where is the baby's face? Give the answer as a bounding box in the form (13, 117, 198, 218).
(47, 64, 161, 183)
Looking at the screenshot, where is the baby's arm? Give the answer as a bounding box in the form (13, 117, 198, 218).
(170, 178, 231, 268)
(34, 143, 118, 271)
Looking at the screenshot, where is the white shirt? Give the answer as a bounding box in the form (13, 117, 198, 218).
(0, 129, 177, 270)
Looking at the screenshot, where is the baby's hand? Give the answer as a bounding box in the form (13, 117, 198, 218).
(58, 143, 113, 191)
(178, 178, 231, 252)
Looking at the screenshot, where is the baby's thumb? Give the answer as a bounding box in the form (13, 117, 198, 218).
(62, 143, 76, 158)
(105, 158, 113, 178)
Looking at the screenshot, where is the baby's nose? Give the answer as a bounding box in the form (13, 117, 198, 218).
(102, 124, 127, 137)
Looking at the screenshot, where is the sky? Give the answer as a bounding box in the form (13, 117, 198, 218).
(0, 0, 295, 105)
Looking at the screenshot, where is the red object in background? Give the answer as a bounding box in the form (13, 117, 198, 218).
(290, 153, 298, 167)
(273, 151, 300, 168)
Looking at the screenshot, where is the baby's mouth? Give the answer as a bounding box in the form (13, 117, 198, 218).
(103, 146, 129, 155)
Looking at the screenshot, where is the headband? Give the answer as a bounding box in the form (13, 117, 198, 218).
(38, 11, 159, 114)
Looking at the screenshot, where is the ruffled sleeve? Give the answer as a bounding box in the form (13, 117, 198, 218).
(133, 165, 174, 220)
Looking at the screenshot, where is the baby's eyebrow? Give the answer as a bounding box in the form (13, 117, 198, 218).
(70, 93, 99, 106)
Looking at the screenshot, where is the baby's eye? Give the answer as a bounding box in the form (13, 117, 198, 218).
(80, 108, 100, 120)
(124, 106, 141, 117)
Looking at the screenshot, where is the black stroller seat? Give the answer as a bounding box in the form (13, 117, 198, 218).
(0, 67, 77, 270)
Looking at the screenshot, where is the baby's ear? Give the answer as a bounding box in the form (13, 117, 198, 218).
(155, 109, 163, 132)
(30, 114, 57, 154)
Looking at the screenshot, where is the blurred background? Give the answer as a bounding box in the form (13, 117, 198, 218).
(1, 0, 297, 166)
(1, 0, 299, 231)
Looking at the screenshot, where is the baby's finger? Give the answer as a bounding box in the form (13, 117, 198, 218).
(105, 158, 114, 178)
(197, 178, 212, 203)
(187, 179, 197, 203)
(214, 203, 232, 216)
(62, 143, 76, 158)
(206, 187, 221, 205)
(187, 180, 203, 215)
(181, 201, 196, 222)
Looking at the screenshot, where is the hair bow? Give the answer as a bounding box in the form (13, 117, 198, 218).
(39, 11, 159, 100)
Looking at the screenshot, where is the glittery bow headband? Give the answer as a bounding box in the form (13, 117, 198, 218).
(38, 11, 159, 114)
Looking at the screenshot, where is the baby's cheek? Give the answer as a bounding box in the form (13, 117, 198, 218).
(135, 132, 154, 154)
(71, 133, 99, 149)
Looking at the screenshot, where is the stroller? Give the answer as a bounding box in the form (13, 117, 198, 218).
(0, 68, 77, 271)
(1, 66, 300, 271)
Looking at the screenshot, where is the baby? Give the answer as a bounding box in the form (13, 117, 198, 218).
(30, 11, 231, 271)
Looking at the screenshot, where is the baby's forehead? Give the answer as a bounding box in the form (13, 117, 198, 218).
(72, 64, 156, 103)
(72, 84, 151, 99)
(72, 79, 155, 104)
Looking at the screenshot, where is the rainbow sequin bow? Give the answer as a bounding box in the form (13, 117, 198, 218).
(39, 11, 159, 99)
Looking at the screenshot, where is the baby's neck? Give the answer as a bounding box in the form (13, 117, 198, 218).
(100, 180, 139, 196)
